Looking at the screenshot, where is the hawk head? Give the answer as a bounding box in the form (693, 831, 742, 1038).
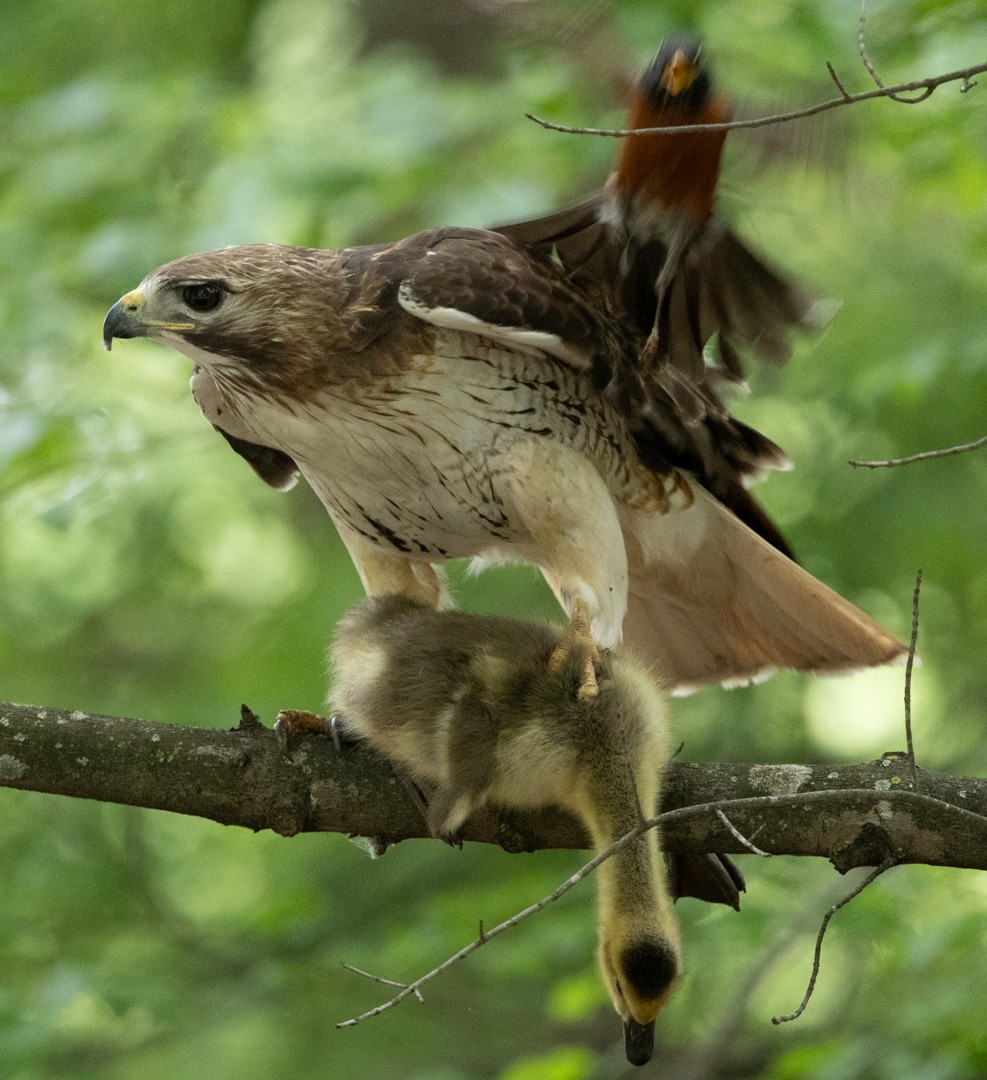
(102, 243, 397, 400)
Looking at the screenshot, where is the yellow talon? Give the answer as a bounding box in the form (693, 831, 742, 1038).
(548, 598, 601, 701)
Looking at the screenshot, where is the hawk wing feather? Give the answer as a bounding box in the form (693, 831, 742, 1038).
(383, 229, 619, 381)
(190, 364, 299, 490)
(214, 428, 300, 491)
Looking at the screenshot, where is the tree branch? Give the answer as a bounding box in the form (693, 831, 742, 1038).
(2, 702, 986, 872)
(525, 60, 987, 138)
(771, 857, 896, 1024)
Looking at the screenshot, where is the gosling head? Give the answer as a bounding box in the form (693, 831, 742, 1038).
(598, 932, 681, 1066)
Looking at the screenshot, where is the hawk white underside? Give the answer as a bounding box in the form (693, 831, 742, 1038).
(182, 330, 905, 691)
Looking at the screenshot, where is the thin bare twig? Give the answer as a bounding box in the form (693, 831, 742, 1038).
(337, 787, 987, 1029)
(675, 896, 842, 1080)
(857, 0, 933, 104)
(903, 571, 922, 789)
(848, 434, 987, 468)
(826, 61, 852, 100)
(525, 60, 987, 138)
(771, 857, 896, 1024)
(716, 808, 770, 857)
(336, 818, 651, 1028)
(857, 0, 881, 86)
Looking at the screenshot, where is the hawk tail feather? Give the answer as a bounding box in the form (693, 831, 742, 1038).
(620, 485, 907, 692)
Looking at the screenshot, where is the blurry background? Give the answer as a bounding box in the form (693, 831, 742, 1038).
(1, 0, 986, 1077)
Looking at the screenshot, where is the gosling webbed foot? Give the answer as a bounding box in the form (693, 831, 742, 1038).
(493, 807, 539, 854)
(664, 851, 746, 910)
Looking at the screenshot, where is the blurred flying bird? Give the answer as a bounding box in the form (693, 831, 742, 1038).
(499, 34, 821, 435)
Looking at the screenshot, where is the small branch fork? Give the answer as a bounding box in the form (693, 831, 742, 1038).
(526, 61, 986, 139)
(340, 963, 425, 1004)
(338, 820, 650, 1028)
(716, 809, 770, 857)
(337, 787, 987, 1029)
(857, 0, 932, 104)
(856, 0, 979, 105)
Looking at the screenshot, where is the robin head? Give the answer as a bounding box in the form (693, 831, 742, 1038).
(639, 34, 711, 113)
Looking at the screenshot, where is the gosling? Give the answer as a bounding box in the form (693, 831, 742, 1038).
(328, 595, 686, 1065)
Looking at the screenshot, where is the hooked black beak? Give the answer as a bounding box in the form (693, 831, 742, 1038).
(624, 1017, 655, 1067)
(102, 295, 147, 351)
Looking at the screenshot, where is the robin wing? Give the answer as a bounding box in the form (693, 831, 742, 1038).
(494, 196, 822, 397)
(494, 194, 618, 282)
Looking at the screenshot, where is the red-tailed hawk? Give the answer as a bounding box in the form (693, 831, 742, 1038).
(103, 221, 905, 690)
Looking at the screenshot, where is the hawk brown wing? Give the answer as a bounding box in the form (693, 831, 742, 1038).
(369, 228, 622, 384)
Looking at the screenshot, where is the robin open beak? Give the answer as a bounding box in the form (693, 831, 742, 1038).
(660, 49, 697, 96)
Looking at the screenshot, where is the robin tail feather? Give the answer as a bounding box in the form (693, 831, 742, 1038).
(698, 224, 823, 369)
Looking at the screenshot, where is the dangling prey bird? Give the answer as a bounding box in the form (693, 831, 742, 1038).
(324, 595, 690, 1065)
(103, 221, 905, 690)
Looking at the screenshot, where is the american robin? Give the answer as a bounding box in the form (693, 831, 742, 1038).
(499, 33, 819, 416)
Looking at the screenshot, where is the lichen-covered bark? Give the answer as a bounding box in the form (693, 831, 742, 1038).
(1, 701, 985, 871)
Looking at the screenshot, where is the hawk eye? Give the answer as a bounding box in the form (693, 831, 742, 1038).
(181, 283, 224, 313)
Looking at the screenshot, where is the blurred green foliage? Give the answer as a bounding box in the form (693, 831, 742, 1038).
(1, 0, 986, 1077)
